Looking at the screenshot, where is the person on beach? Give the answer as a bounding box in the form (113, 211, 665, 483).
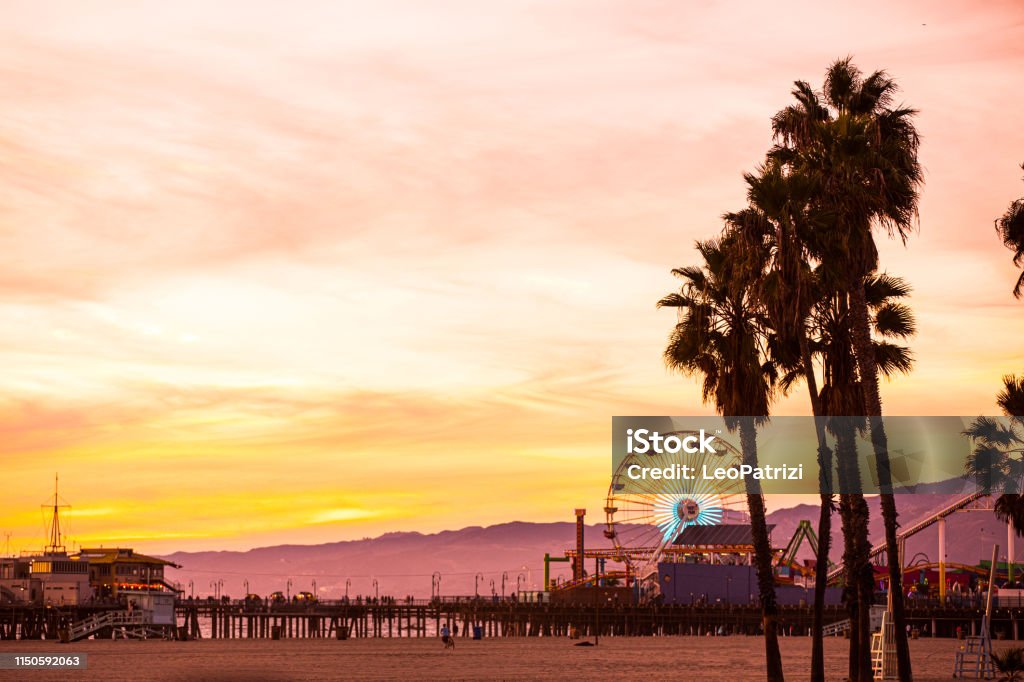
(440, 624, 454, 650)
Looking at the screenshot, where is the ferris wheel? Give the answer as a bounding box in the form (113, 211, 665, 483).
(603, 430, 749, 576)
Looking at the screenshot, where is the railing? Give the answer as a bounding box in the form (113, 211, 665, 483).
(827, 491, 988, 583)
(177, 595, 538, 611)
(68, 610, 146, 641)
(822, 618, 850, 636)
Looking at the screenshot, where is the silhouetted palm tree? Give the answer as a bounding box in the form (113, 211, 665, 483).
(659, 234, 784, 682)
(992, 646, 1024, 682)
(1000, 377, 1024, 418)
(965, 377, 1024, 537)
(726, 161, 835, 682)
(994, 164, 1024, 298)
(771, 58, 922, 682)
(811, 273, 915, 681)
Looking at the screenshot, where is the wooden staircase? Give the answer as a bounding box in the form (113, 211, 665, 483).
(822, 618, 850, 637)
(66, 611, 148, 642)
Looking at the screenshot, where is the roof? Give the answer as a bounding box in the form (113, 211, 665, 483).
(76, 548, 179, 568)
(672, 524, 773, 547)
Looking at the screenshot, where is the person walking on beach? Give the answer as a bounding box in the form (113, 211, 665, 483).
(440, 624, 454, 650)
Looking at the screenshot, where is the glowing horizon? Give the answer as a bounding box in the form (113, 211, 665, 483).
(2, 0, 1024, 554)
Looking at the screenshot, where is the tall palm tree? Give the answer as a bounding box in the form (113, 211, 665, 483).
(811, 273, 915, 681)
(994, 164, 1024, 298)
(771, 58, 923, 682)
(727, 162, 835, 682)
(1000, 376, 1024, 418)
(659, 234, 784, 682)
(965, 376, 1024, 537)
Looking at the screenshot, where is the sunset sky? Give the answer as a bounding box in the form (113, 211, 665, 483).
(2, 0, 1023, 554)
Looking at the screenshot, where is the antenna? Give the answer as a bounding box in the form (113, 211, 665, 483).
(42, 473, 71, 555)
(2, 532, 10, 557)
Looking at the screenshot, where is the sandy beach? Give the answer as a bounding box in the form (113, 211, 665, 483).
(0, 636, 995, 681)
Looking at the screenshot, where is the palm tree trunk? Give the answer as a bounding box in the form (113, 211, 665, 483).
(838, 494, 861, 679)
(850, 282, 913, 682)
(835, 421, 873, 682)
(853, 493, 875, 682)
(739, 416, 785, 682)
(800, 337, 833, 682)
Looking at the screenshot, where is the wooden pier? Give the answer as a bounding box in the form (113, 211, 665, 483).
(4, 599, 1024, 641)
(170, 601, 848, 640)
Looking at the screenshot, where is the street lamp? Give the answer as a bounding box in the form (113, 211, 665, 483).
(475, 573, 484, 599)
(372, 578, 379, 602)
(244, 580, 249, 596)
(432, 572, 441, 600)
(517, 574, 524, 599)
(312, 579, 317, 597)
(286, 579, 293, 601)
(345, 579, 351, 601)
(188, 580, 194, 599)
(490, 579, 496, 599)
(501, 572, 508, 600)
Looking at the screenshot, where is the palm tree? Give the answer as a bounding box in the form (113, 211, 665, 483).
(994, 164, 1024, 297)
(965, 377, 1024, 539)
(771, 58, 923, 682)
(659, 234, 784, 682)
(992, 646, 1024, 682)
(1000, 376, 1024, 417)
(727, 162, 835, 682)
(811, 273, 915, 681)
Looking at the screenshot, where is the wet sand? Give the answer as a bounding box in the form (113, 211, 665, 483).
(0, 636, 993, 681)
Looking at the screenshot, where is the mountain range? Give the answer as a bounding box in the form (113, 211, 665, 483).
(164, 486, 1013, 599)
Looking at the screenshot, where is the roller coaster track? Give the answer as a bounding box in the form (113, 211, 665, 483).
(826, 490, 989, 584)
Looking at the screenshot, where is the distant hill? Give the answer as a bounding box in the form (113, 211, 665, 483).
(163, 522, 618, 600)
(164, 485, 1012, 599)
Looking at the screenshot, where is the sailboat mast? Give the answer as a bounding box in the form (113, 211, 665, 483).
(44, 473, 67, 554)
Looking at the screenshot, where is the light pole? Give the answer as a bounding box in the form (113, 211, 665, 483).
(501, 572, 508, 600)
(218, 579, 224, 600)
(475, 573, 484, 599)
(312, 579, 317, 598)
(345, 578, 351, 601)
(432, 572, 441, 600)
(490, 579, 496, 600)
(286, 579, 293, 601)
(188, 580, 194, 599)
(517, 574, 524, 599)
(244, 580, 249, 596)
(373, 578, 379, 602)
